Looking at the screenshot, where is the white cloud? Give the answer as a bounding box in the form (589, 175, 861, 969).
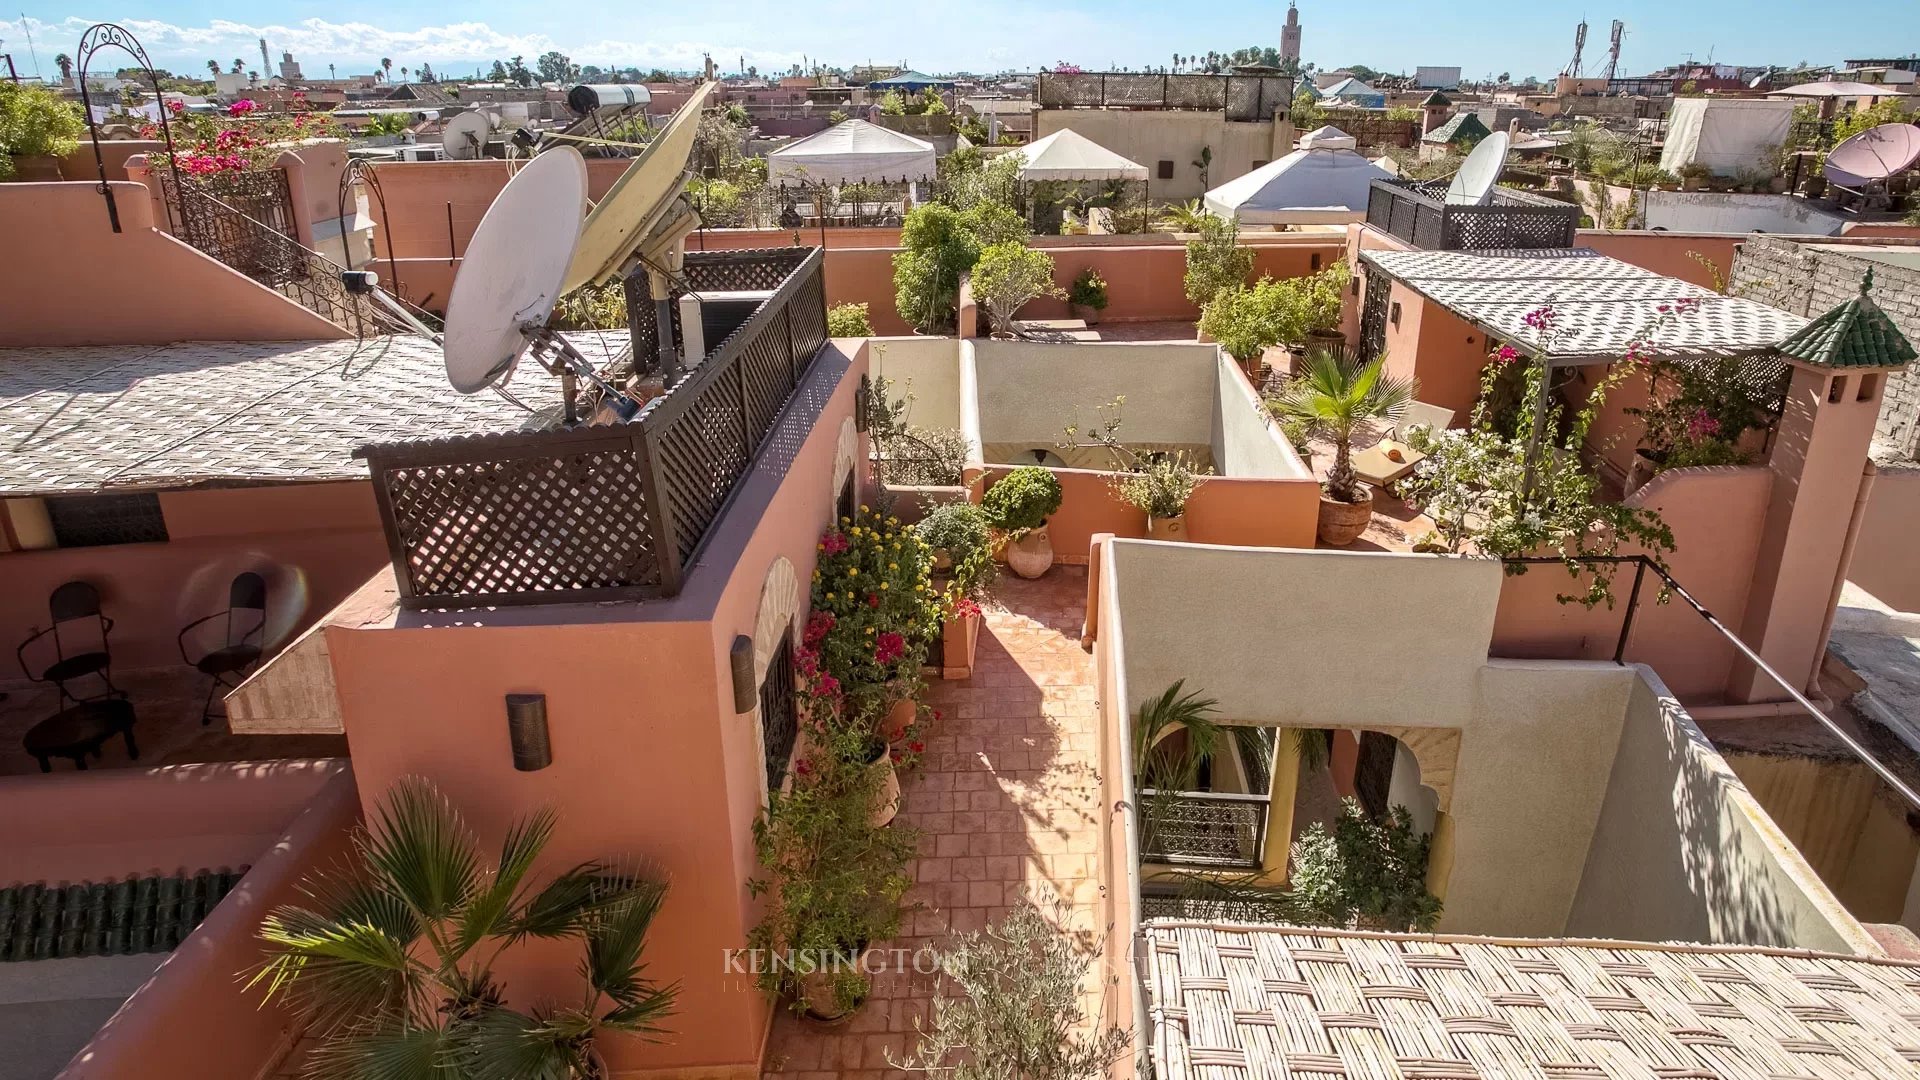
(9, 16, 801, 74)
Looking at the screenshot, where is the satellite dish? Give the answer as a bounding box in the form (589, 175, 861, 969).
(1446, 131, 1510, 206)
(562, 80, 718, 294)
(1824, 123, 1920, 190)
(441, 111, 493, 161)
(443, 146, 589, 394)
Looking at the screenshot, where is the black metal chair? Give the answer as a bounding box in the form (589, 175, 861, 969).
(17, 581, 120, 708)
(177, 572, 267, 727)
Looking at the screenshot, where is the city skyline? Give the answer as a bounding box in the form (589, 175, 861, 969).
(5, 4, 1917, 83)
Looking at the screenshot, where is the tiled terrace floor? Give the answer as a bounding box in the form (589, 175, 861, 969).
(0, 667, 347, 777)
(763, 567, 1104, 1079)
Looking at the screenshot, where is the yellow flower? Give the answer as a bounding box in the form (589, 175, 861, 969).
(866, 626, 875, 635)
(916, 583, 926, 592)
(817, 543, 825, 552)
(847, 567, 858, 577)
(840, 516, 851, 525)
(825, 592, 835, 600)
(888, 562, 898, 570)
(860, 504, 870, 513)
(880, 582, 890, 590)
(888, 517, 899, 526)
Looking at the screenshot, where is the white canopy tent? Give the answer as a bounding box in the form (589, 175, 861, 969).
(1658, 98, 1797, 177)
(766, 119, 937, 184)
(1202, 126, 1393, 224)
(1009, 128, 1149, 181)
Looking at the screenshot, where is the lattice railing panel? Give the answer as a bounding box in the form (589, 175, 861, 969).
(1368, 181, 1579, 252)
(760, 634, 798, 793)
(375, 435, 658, 603)
(741, 309, 798, 438)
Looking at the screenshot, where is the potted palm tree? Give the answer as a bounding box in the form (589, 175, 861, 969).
(251, 778, 678, 1079)
(1271, 351, 1416, 546)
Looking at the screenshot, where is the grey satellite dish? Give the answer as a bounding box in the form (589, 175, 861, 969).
(443, 146, 588, 393)
(1446, 131, 1510, 206)
(440, 145, 642, 425)
(441, 111, 493, 161)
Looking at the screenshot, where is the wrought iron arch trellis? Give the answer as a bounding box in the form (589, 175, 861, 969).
(75, 23, 185, 233)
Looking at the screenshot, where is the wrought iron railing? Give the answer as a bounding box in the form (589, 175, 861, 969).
(1365, 179, 1581, 251)
(1138, 789, 1269, 870)
(359, 247, 829, 608)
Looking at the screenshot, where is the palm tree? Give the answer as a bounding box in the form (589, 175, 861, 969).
(1190, 145, 1212, 187)
(1156, 198, 1209, 231)
(232, 58, 245, 74)
(1132, 679, 1222, 792)
(208, 59, 221, 77)
(54, 53, 72, 83)
(381, 57, 393, 82)
(251, 778, 677, 1079)
(328, 63, 336, 81)
(1271, 351, 1417, 503)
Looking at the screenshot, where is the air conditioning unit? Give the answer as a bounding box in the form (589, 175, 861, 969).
(677, 290, 776, 368)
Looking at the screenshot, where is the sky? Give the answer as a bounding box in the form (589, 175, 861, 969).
(3, 4, 1916, 83)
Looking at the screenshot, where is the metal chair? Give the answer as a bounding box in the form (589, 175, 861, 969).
(16, 581, 120, 708)
(177, 572, 267, 727)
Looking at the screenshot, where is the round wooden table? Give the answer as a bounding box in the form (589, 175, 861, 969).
(23, 698, 138, 772)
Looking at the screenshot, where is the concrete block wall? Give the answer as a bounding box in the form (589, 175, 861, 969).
(1730, 235, 1920, 459)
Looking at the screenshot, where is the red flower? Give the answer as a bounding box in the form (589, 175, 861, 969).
(795, 759, 812, 776)
(875, 631, 906, 665)
(951, 597, 982, 619)
(1522, 305, 1558, 333)
(803, 611, 834, 647)
(932, 709, 942, 722)
(909, 740, 925, 753)
(165, 99, 184, 114)
(1493, 344, 1519, 364)
(867, 593, 881, 609)
(820, 531, 849, 555)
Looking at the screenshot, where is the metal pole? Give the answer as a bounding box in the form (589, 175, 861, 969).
(1614, 559, 1646, 664)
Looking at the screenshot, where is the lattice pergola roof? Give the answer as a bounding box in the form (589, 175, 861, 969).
(0, 334, 619, 497)
(1360, 247, 1809, 365)
(1145, 921, 1920, 1080)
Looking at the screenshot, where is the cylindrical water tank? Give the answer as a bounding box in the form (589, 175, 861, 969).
(568, 84, 652, 116)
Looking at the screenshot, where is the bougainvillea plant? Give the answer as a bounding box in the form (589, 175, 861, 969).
(141, 99, 341, 176)
(809, 506, 939, 705)
(1402, 301, 1687, 607)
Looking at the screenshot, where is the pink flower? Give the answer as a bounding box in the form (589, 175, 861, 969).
(951, 597, 982, 619)
(875, 631, 906, 665)
(165, 99, 184, 114)
(227, 99, 257, 117)
(1686, 409, 1721, 440)
(1522, 305, 1558, 333)
(1673, 297, 1702, 314)
(795, 759, 812, 776)
(803, 611, 834, 647)
(1493, 344, 1519, 364)
(815, 673, 841, 697)
(820, 531, 849, 556)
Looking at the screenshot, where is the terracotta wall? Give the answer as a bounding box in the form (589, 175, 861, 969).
(1491, 466, 1773, 701)
(57, 764, 361, 1080)
(0, 182, 347, 347)
(1, 758, 348, 885)
(1851, 465, 1920, 612)
(57, 141, 166, 182)
(1576, 230, 1740, 289)
(973, 466, 1318, 564)
(4, 483, 385, 672)
(322, 345, 866, 1077)
(362, 158, 638, 259)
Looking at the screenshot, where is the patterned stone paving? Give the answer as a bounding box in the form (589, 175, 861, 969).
(762, 567, 1104, 1080)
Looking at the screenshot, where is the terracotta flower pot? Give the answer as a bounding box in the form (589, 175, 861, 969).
(883, 696, 917, 745)
(941, 611, 981, 680)
(866, 742, 900, 828)
(1070, 303, 1103, 326)
(1006, 525, 1054, 579)
(1316, 485, 1375, 547)
(798, 946, 870, 1024)
(9, 156, 63, 181)
(1147, 514, 1187, 541)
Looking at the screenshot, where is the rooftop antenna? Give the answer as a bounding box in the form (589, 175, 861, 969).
(1446, 130, 1510, 206)
(19, 12, 40, 79)
(1600, 20, 1624, 81)
(1562, 20, 1587, 79)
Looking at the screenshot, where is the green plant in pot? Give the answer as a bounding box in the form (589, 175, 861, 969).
(1183, 213, 1254, 309)
(809, 506, 938, 745)
(1270, 350, 1415, 547)
(250, 778, 678, 1079)
(893, 203, 981, 334)
(1061, 397, 1209, 540)
(916, 502, 995, 679)
(981, 466, 1062, 579)
(827, 301, 874, 337)
(1067, 266, 1110, 325)
(0, 83, 85, 181)
(749, 718, 918, 1022)
(1198, 283, 1280, 381)
(1289, 797, 1443, 931)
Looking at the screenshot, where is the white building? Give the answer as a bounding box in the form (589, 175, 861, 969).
(1415, 65, 1462, 90)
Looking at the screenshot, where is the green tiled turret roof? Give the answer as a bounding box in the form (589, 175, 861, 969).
(1775, 270, 1916, 369)
(1421, 112, 1491, 144)
(1422, 90, 1452, 107)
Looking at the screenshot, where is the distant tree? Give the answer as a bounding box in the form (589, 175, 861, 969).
(581, 64, 604, 80)
(536, 50, 575, 83)
(419, 63, 434, 82)
(380, 57, 392, 82)
(399, 66, 409, 82)
(54, 53, 72, 82)
(489, 60, 509, 82)
(207, 59, 220, 77)
(1346, 64, 1379, 82)
(232, 58, 245, 74)
(507, 56, 533, 86)
(644, 68, 670, 82)
(1498, 71, 1511, 83)
(328, 63, 336, 80)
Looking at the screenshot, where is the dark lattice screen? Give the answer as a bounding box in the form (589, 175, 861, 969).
(760, 633, 798, 793)
(1359, 270, 1392, 362)
(45, 494, 169, 548)
(1367, 181, 1578, 252)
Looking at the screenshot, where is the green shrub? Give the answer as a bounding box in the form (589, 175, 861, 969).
(981, 466, 1061, 534)
(0, 83, 84, 174)
(915, 502, 995, 596)
(1198, 284, 1275, 363)
(1289, 797, 1443, 931)
(971, 241, 1062, 334)
(1183, 214, 1254, 306)
(827, 301, 874, 336)
(1067, 266, 1109, 310)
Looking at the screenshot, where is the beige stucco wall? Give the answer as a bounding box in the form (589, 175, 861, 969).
(1033, 111, 1291, 202)
(973, 341, 1220, 450)
(1211, 352, 1308, 479)
(1566, 676, 1875, 954)
(868, 336, 963, 431)
(1104, 540, 1872, 947)
(1851, 463, 1920, 613)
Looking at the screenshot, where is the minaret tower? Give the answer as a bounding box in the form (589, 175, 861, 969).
(1281, 3, 1302, 66)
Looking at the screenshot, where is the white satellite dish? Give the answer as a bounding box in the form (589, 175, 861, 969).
(441, 111, 493, 161)
(443, 146, 589, 394)
(1446, 131, 1510, 206)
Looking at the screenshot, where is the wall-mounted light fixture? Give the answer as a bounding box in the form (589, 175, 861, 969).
(1311, 253, 1322, 271)
(853, 375, 873, 433)
(730, 634, 756, 713)
(1389, 301, 1402, 327)
(505, 694, 552, 772)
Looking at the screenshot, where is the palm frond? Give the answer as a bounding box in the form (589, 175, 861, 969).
(505, 864, 627, 940)
(580, 878, 670, 1006)
(1292, 729, 1333, 775)
(449, 807, 556, 961)
(1133, 679, 1223, 791)
(303, 1023, 461, 1080)
(359, 777, 482, 922)
(450, 1007, 574, 1080)
(253, 906, 421, 1035)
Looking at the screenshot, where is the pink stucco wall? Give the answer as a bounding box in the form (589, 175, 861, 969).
(1491, 465, 1773, 701)
(1851, 466, 1920, 612)
(5, 483, 386, 672)
(57, 763, 360, 1080)
(0, 182, 347, 347)
(320, 343, 867, 1077)
(362, 158, 639, 259)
